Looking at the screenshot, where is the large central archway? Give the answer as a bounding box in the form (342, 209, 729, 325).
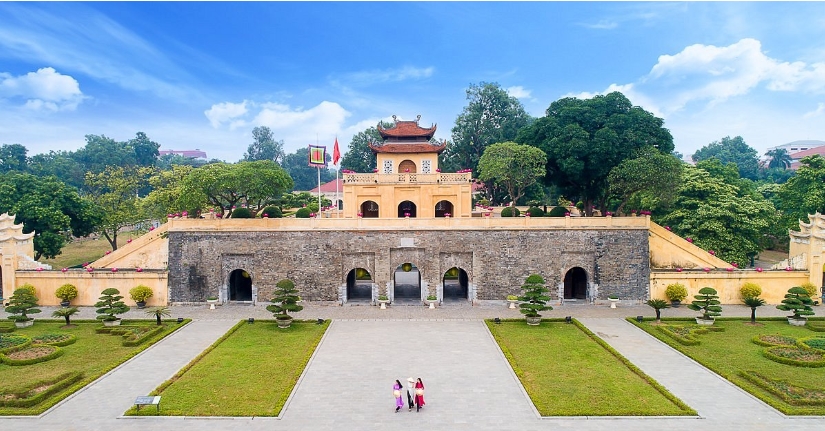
(361, 200, 379, 218)
(346, 268, 373, 302)
(435, 200, 454, 217)
(393, 262, 421, 303)
(563, 267, 588, 300)
(229, 269, 253, 301)
(442, 267, 469, 301)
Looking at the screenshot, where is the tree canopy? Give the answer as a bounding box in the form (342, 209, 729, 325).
(84, 166, 152, 250)
(517, 91, 673, 215)
(282, 147, 335, 191)
(442, 82, 531, 172)
(608, 148, 684, 214)
(243, 126, 285, 164)
(477, 142, 547, 207)
(691, 136, 760, 181)
(778, 155, 825, 229)
(340, 125, 383, 173)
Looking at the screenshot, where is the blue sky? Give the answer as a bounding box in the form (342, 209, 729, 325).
(1, 2, 824, 162)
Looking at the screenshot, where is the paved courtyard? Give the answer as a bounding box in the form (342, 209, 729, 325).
(1, 302, 824, 431)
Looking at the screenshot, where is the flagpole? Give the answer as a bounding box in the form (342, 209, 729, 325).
(316, 134, 321, 216)
(335, 136, 340, 216)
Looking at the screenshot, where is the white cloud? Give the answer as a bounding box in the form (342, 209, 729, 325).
(580, 20, 618, 30)
(506, 86, 531, 99)
(204, 101, 248, 128)
(0, 67, 84, 111)
(803, 102, 825, 119)
(338, 66, 435, 87)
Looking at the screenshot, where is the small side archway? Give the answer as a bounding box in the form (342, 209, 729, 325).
(228, 269, 253, 301)
(398, 201, 417, 218)
(361, 200, 379, 218)
(346, 268, 373, 301)
(393, 262, 421, 300)
(563, 267, 588, 300)
(442, 267, 469, 301)
(435, 200, 454, 217)
(398, 160, 417, 173)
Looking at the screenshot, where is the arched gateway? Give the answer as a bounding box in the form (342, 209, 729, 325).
(228, 269, 253, 301)
(563, 267, 588, 300)
(442, 267, 469, 301)
(346, 268, 373, 301)
(393, 263, 421, 303)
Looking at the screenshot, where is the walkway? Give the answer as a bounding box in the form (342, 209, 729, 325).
(1, 303, 824, 431)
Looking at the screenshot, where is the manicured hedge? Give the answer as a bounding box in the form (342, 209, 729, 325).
(500, 206, 520, 217)
(0, 371, 84, 408)
(0, 345, 64, 366)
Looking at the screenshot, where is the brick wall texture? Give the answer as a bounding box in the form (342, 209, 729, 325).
(167, 228, 650, 303)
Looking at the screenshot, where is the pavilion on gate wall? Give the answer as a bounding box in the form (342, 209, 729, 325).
(341, 115, 474, 219)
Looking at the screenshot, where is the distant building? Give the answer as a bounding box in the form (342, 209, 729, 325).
(158, 149, 208, 160)
(308, 178, 345, 210)
(789, 145, 825, 170)
(767, 140, 825, 154)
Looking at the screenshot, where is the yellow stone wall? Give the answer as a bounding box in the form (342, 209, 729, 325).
(90, 224, 169, 269)
(650, 270, 810, 305)
(14, 270, 168, 306)
(376, 152, 440, 173)
(342, 181, 473, 218)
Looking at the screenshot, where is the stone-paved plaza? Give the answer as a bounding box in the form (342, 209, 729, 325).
(2, 302, 824, 431)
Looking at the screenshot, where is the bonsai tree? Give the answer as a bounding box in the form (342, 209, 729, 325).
(5, 287, 42, 323)
(743, 296, 765, 324)
(129, 285, 153, 308)
(518, 274, 552, 323)
(52, 307, 79, 327)
(145, 306, 171, 325)
(664, 283, 688, 307)
(776, 286, 815, 320)
(95, 288, 130, 322)
(687, 287, 722, 321)
(55, 283, 78, 307)
(266, 279, 303, 320)
(646, 299, 670, 323)
(739, 282, 762, 300)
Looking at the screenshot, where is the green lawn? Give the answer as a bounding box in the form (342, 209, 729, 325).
(40, 232, 140, 268)
(486, 319, 694, 416)
(630, 317, 825, 415)
(128, 319, 328, 417)
(0, 319, 187, 415)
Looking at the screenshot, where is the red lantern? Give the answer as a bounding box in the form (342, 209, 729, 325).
(676, 267, 683, 272)
(61, 267, 68, 273)
(111, 267, 118, 273)
(136, 267, 143, 273)
(127, 239, 132, 243)
(87, 267, 94, 273)
(703, 267, 710, 272)
(756, 267, 763, 272)
(36, 267, 43, 272)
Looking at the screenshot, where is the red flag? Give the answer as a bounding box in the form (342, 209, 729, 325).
(332, 137, 341, 166)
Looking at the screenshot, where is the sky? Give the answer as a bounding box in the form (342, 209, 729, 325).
(1, 2, 824, 163)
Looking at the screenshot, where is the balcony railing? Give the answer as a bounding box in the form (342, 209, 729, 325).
(343, 172, 472, 184)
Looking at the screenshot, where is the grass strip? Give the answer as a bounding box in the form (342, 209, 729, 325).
(486, 318, 693, 416)
(127, 319, 329, 417)
(629, 317, 825, 415)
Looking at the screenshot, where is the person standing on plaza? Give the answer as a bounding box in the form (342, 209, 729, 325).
(414, 377, 425, 412)
(393, 379, 404, 412)
(406, 377, 415, 411)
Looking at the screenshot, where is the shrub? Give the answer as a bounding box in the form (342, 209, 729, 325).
(525, 206, 545, 217)
(500, 206, 520, 217)
(740, 282, 762, 300)
(546, 206, 569, 217)
(295, 207, 312, 218)
(94, 288, 130, 322)
(664, 283, 688, 302)
(55, 284, 78, 302)
(518, 274, 552, 318)
(5, 288, 41, 322)
(260, 205, 282, 218)
(800, 282, 819, 298)
(266, 279, 304, 319)
(51, 307, 79, 326)
(17, 283, 37, 298)
(687, 287, 722, 320)
(776, 286, 815, 320)
(129, 285, 154, 303)
(231, 207, 253, 218)
(646, 299, 670, 322)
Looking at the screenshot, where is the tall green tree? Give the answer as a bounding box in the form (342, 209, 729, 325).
(283, 147, 335, 191)
(177, 161, 293, 216)
(84, 166, 151, 250)
(691, 136, 760, 180)
(777, 155, 825, 229)
(657, 166, 777, 267)
(477, 142, 546, 207)
(0, 173, 100, 259)
(73, 134, 137, 175)
(243, 126, 284, 164)
(129, 132, 160, 167)
(27, 150, 86, 190)
(140, 165, 195, 220)
(442, 82, 531, 172)
(0, 144, 28, 173)
(340, 125, 383, 173)
(608, 148, 684, 214)
(517, 92, 673, 215)
(765, 148, 793, 170)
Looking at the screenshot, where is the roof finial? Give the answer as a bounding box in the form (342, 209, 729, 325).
(416, 114, 421, 124)
(392, 115, 397, 123)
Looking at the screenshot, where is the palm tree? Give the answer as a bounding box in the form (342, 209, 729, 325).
(766, 148, 792, 170)
(52, 307, 79, 327)
(145, 306, 171, 325)
(743, 296, 766, 324)
(646, 299, 670, 323)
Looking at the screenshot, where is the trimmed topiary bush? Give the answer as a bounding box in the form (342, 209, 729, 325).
(777, 286, 815, 320)
(500, 206, 520, 217)
(55, 284, 78, 304)
(5, 288, 41, 323)
(525, 206, 545, 217)
(95, 288, 130, 322)
(129, 285, 153, 303)
(260, 205, 282, 218)
(518, 274, 552, 322)
(547, 206, 569, 217)
(664, 283, 688, 303)
(687, 287, 722, 321)
(17, 283, 37, 299)
(295, 207, 312, 218)
(800, 282, 819, 299)
(740, 282, 762, 300)
(231, 207, 253, 218)
(267, 279, 304, 325)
